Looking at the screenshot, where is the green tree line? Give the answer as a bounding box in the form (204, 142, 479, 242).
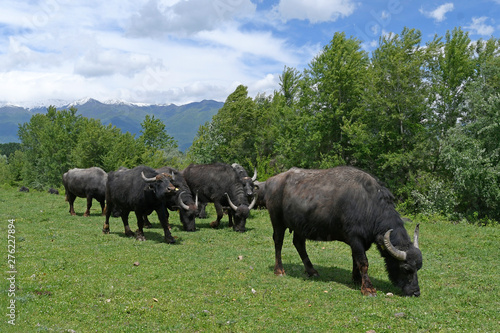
(0, 107, 182, 189)
(188, 27, 500, 223)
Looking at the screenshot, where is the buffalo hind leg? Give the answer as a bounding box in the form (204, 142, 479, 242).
(67, 193, 77, 216)
(272, 224, 286, 276)
(84, 196, 92, 217)
(99, 200, 106, 216)
(293, 232, 319, 277)
(102, 202, 112, 234)
(210, 202, 224, 229)
(351, 242, 376, 296)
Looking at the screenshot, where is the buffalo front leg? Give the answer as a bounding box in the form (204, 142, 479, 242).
(134, 212, 146, 241)
(293, 232, 319, 277)
(156, 207, 175, 244)
(351, 242, 376, 296)
(84, 196, 93, 217)
(121, 213, 135, 237)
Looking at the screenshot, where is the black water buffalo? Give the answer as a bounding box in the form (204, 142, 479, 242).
(264, 166, 422, 297)
(143, 166, 198, 231)
(48, 188, 59, 195)
(63, 167, 107, 216)
(102, 165, 178, 243)
(182, 163, 256, 232)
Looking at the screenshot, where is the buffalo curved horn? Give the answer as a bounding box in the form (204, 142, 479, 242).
(251, 167, 257, 181)
(248, 194, 257, 210)
(413, 223, 420, 249)
(384, 229, 407, 261)
(195, 192, 199, 209)
(178, 191, 190, 211)
(141, 172, 157, 183)
(226, 193, 238, 211)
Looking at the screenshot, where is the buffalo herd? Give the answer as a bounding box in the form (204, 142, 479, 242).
(61, 163, 423, 297)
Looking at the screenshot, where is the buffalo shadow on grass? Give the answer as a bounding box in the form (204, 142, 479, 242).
(107, 229, 184, 245)
(275, 263, 399, 296)
(71, 212, 105, 217)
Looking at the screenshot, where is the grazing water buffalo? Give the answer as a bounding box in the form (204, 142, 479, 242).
(63, 167, 107, 216)
(48, 188, 59, 195)
(143, 166, 198, 232)
(182, 163, 256, 232)
(102, 165, 178, 243)
(264, 166, 422, 297)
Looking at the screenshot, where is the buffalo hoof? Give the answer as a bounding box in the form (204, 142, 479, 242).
(125, 230, 135, 237)
(83, 213, 90, 217)
(165, 236, 176, 244)
(274, 267, 286, 276)
(136, 233, 146, 241)
(361, 288, 377, 297)
(307, 270, 320, 277)
(209, 221, 219, 229)
(102, 225, 110, 234)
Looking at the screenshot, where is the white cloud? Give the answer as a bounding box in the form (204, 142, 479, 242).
(127, 0, 256, 37)
(275, 0, 357, 23)
(420, 3, 454, 23)
(465, 17, 495, 36)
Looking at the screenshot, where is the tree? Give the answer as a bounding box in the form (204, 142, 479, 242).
(139, 115, 177, 151)
(301, 32, 370, 168)
(18, 106, 83, 188)
(360, 28, 429, 192)
(138, 115, 179, 168)
(199, 85, 259, 170)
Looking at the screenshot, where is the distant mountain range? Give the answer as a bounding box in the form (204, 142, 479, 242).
(0, 98, 223, 151)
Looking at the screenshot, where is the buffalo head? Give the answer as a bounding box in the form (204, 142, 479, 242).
(177, 191, 198, 231)
(383, 224, 422, 297)
(141, 172, 177, 200)
(226, 193, 257, 232)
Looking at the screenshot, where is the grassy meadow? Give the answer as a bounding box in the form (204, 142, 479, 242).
(1, 186, 499, 332)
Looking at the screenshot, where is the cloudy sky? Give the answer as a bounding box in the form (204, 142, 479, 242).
(0, 0, 499, 107)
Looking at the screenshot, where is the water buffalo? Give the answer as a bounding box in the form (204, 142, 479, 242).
(143, 166, 198, 232)
(182, 163, 256, 232)
(102, 165, 178, 243)
(48, 188, 59, 195)
(264, 166, 422, 297)
(63, 167, 107, 216)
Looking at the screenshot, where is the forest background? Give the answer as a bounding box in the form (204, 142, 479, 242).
(0, 27, 499, 224)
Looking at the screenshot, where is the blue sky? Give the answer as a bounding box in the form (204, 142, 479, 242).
(0, 0, 498, 107)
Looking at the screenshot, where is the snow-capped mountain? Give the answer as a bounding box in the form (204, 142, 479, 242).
(0, 98, 223, 151)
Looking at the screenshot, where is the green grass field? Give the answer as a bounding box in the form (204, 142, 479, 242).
(1, 186, 499, 332)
